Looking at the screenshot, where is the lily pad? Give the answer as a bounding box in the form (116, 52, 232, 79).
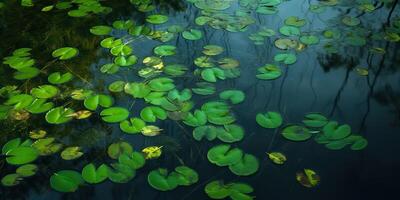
(140, 106, 167, 122)
(207, 144, 243, 166)
(256, 112, 283, 129)
(81, 163, 109, 184)
(219, 90, 245, 104)
(182, 29, 203, 40)
(100, 107, 129, 123)
(120, 117, 146, 134)
(45, 107, 75, 124)
(146, 14, 168, 24)
(274, 53, 297, 65)
(281, 125, 312, 141)
(50, 170, 84, 192)
(30, 85, 59, 99)
(52, 47, 79, 60)
(256, 64, 282, 80)
(229, 154, 259, 176)
(107, 141, 133, 159)
(48, 72, 73, 84)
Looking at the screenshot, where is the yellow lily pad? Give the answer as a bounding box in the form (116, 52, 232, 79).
(296, 169, 320, 188)
(60, 146, 83, 160)
(29, 130, 47, 139)
(141, 125, 163, 136)
(142, 146, 163, 159)
(266, 152, 287, 165)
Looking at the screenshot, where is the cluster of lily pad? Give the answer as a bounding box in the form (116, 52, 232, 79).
(205, 180, 255, 200)
(38, 0, 112, 17)
(256, 111, 368, 150)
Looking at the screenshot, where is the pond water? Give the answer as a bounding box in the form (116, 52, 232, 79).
(0, 0, 400, 200)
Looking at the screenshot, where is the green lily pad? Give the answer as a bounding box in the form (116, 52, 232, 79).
(256, 64, 282, 80)
(279, 26, 300, 36)
(217, 124, 245, 143)
(30, 85, 59, 99)
(5, 94, 34, 109)
(182, 29, 203, 40)
(302, 113, 328, 128)
(284, 16, 306, 27)
(183, 110, 207, 127)
(50, 170, 83, 192)
(193, 125, 219, 141)
(100, 107, 130, 123)
(174, 166, 199, 186)
(114, 55, 138, 67)
(351, 138, 368, 150)
(107, 163, 136, 183)
(201, 68, 225, 82)
(108, 81, 125, 92)
(256, 112, 283, 129)
(90, 25, 112, 36)
(274, 53, 297, 65)
(300, 35, 320, 45)
(229, 154, 259, 176)
(146, 14, 168, 24)
(140, 106, 167, 122)
(6, 146, 39, 165)
(81, 163, 109, 184)
(322, 121, 351, 140)
(45, 107, 75, 124)
(84, 94, 113, 111)
(203, 45, 224, 56)
(192, 82, 216, 95)
(107, 141, 133, 159)
(120, 117, 146, 134)
(147, 168, 180, 191)
(154, 45, 177, 56)
(48, 72, 73, 84)
(205, 180, 230, 199)
(168, 89, 192, 102)
(124, 82, 151, 98)
(207, 144, 243, 167)
(219, 90, 245, 104)
(16, 164, 38, 177)
(118, 152, 146, 170)
(148, 77, 175, 92)
(52, 47, 79, 60)
(281, 125, 312, 141)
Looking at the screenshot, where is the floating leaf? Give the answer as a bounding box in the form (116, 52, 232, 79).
(279, 26, 300, 36)
(322, 121, 351, 140)
(146, 14, 168, 24)
(5, 94, 34, 110)
(217, 124, 245, 143)
(296, 169, 320, 188)
(120, 117, 146, 134)
(256, 112, 283, 129)
(281, 125, 312, 141)
(207, 144, 243, 167)
(45, 107, 74, 124)
(147, 168, 179, 191)
(267, 152, 287, 165)
(84, 94, 113, 111)
(302, 113, 328, 128)
(118, 152, 146, 170)
(50, 170, 84, 192)
(90, 25, 112, 36)
(148, 77, 175, 92)
(141, 125, 162, 136)
(154, 45, 177, 56)
(256, 64, 282, 80)
(48, 72, 73, 84)
(107, 141, 133, 159)
(5, 146, 38, 165)
(60, 146, 83, 160)
(1, 174, 22, 187)
(100, 107, 129, 123)
(16, 164, 38, 177)
(219, 90, 245, 104)
(142, 146, 163, 159)
(182, 29, 203, 40)
(52, 47, 79, 60)
(203, 45, 224, 56)
(30, 85, 59, 99)
(81, 163, 109, 184)
(140, 106, 167, 122)
(229, 154, 259, 176)
(274, 53, 297, 65)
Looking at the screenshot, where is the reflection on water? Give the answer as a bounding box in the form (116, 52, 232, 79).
(0, 0, 400, 199)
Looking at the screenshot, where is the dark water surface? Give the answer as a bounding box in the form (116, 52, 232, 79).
(1, 0, 400, 200)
